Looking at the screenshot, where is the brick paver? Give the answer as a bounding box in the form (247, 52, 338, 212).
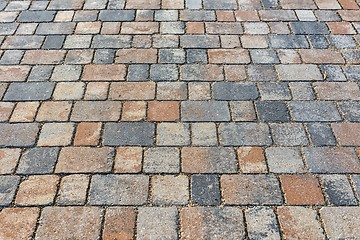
(0, 0, 360, 239)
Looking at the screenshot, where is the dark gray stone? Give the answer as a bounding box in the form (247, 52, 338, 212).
(17, 147, 59, 174)
(187, 49, 208, 64)
(343, 65, 360, 81)
(73, 11, 98, 21)
(342, 49, 360, 63)
(247, 65, 278, 81)
(245, 207, 281, 239)
(48, 0, 84, 9)
(180, 10, 216, 21)
(250, 50, 279, 64)
(304, 147, 360, 173)
(290, 22, 329, 34)
(0, 50, 24, 64)
(42, 35, 65, 49)
(289, 101, 341, 122)
(127, 64, 149, 81)
(213, 83, 258, 100)
(271, 123, 309, 146)
(143, 147, 180, 173)
(159, 49, 185, 64)
(315, 10, 341, 21)
(352, 175, 360, 198)
(99, 10, 135, 21)
(92, 35, 132, 49)
(181, 101, 230, 122)
(18, 11, 56, 22)
(0, 23, 17, 35)
(307, 35, 330, 49)
(36, 22, 75, 35)
(339, 102, 360, 122)
(328, 35, 356, 49)
(93, 49, 116, 64)
(150, 64, 178, 81)
(0, 176, 20, 206)
(180, 35, 220, 48)
(88, 175, 149, 205)
(307, 123, 336, 146)
(4, 82, 55, 101)
(258, 82, 292, 100)
(108, 0, 125, 9)
(203, 0, 237, 9)
(103, 122, 155, 146)
(192, 175, 221, 206)
(256, 101, 290, 122)
(289, 82, 315, 100)
(320, 65, 346, 81)
(269, 35, 309, 49)
(262, 0, 278, 8)
(0, 123, 39, 147)
(219, 123, 272, 146)
(322, 175, 357, 206)
(28, 65, 54, 82)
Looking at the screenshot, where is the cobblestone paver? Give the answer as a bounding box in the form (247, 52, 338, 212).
(0, 0, 360, 239)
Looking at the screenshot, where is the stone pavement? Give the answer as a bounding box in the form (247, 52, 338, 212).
(0, 0, 360, 239)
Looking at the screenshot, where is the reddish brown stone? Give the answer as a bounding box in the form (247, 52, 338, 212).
(109, 82, 155, 100)
(338, 0, 359, 9)
(103, 207, 136, 240)
(332, 123, 360, 146)
(313, 82, 360, 100)
(0, 102, 14, 122)
(216, 10, 235, 21)
(234, 10, 259, 21)
(71, 101, 122, 122)
(182, 147, 237, 173)
(10, 102, 39, 122)
(36, 207, 103, 240)
(181, 207, 245, 239)
(278, 206, 325, 240)
(339, 10, 360, 21)
(280, 175, 325, 205)
(120, 22, 159, 34)
(186, 22, 205, 34)
(327, 21, 356, 34)
(126, 0, 160, 9)
(0, 208, 39, 240)
(16, 175, 59, 206)
(56, 147, 114, 173)
(57, 174, 89, 205)
(237, 147, 267, 173)
(74, 122, 102, 146)
(0, 148, 21, 174)
(224, 65, 246, 81)
(84, 82, 109, 100)
(82, 64, 126, 81)
(121, 101, 147, 121)
(148, 101, 179, 121)
(299, 49, 345, 64)
(0, 66, 31, 82)
(22, 50, 66, 64)
(37, 123, 74, 146)
(116, 49, 157, 63)
(75, 21, 102, 34)
(208, 49, 250, 64)
(114, 147, 143, 173)
(36, 101, 72, 122)
(101, 22, 121, 34)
